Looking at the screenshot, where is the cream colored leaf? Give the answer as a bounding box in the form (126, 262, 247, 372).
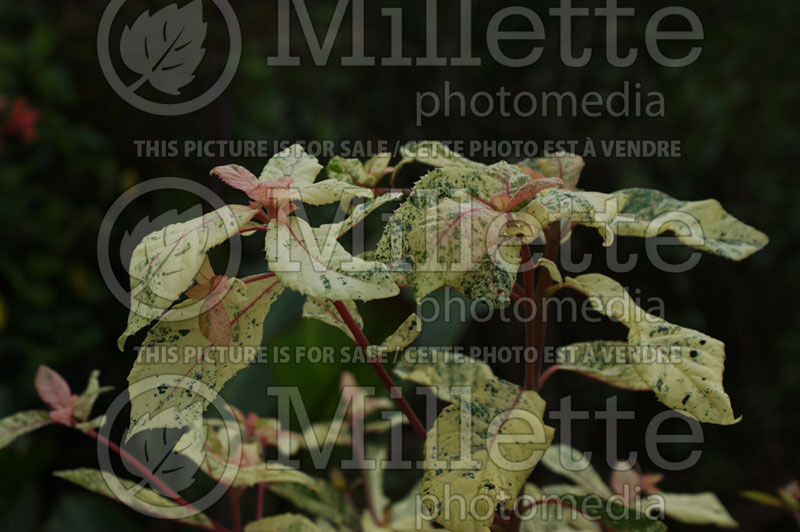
(205, 454, 316, 489)
(53, 468, 214, 529)
(612, 188, 768, 261)
(421, 386, 554, 532)
(290, 179, 374, 206)
(364, 153, 392, 179)
(316, 193, 402, 239)
(265, 217, 399, 301)
(527, 189, 627, 246)
(516, 152, 585, 189)
(302, 297, 362, 341)
(366, 445, 391, 518)
(0, 410, 52, 449)
(399, 141, 484, 170)
(365, 411, 408, 434)
(569, 273, 738, 424)
(245, 513, 321, 532)
(74, 415, 107, 434)
(375, 163, 532, 289)
(541, 444, 614, 499)
(394, 349, 496, 403)
(536, 258, 563, 285)
(361, 481, 436, 532)
(405, 198, 522, 303)
(326, 156, 386, 187)
(259, 144, 323, 187)
(118, 204, 258, 350)
(269, 478, 358, 530)
(301, 421, 352, 448)
(646, 492, 738, 527)
(177, 419, 315, 489)
(396, 350, 556, 532)
(367, 313, 421, 359)
(555, 342, 650, 391)
(127, 275, 283, 434)
(73, 370, 114, 422)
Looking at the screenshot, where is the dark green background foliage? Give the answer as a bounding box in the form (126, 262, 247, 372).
(0, 0, 797, 530)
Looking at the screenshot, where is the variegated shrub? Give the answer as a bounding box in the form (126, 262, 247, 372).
(1, 142, 766, 532)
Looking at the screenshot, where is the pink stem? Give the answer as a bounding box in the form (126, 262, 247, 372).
(332, 301, 427, 441)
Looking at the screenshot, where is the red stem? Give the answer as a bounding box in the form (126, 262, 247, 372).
(520, 246, 537, 391)
(332, 301, 428, 441)
(371, 187, 412, 196)
(230, 489, 242, 532)
(234, 225, 268, 236)
(86, 430, 231, 532)
(242, 272, 276, 283)
(538, 364, 561, 389)
(255, 483, 265, 520)
(532, 224, 560, 391)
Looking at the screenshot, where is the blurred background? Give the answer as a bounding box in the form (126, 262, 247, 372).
(1, 0, 798, 530)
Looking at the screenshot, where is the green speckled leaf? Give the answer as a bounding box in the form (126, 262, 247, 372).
(127, 275, 283, 435)
(118, 204, 259, 350)
(53, 468, 214, 529)
(555, 342, 650, 391)
(265, 217, 399, 302)
(326, 155, 389, 188)
(569, 273, 738, 424)
(527, 189, 627, 246)
(0, 410, 52, 449)
(404, 198, 522, 303)
(612, 188, 768, 260)
(517, 152, 585, 190)
(367, 313, 421, 359)
(416, 352, 555, 532)
(302, 297, 363, 341)
(394, 349, 496, 403)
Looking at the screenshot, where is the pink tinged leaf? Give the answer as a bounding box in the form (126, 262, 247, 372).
(508, 177, 564, 210)
(185, 283, 213, 300)
(35, 366, 76, 410)
(211, 164, 259, 192)
(640, 472, 664, 494)
(199, 300, 231, 346)
(194, 258, 216, 285)
(49, 405, 76, 426)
